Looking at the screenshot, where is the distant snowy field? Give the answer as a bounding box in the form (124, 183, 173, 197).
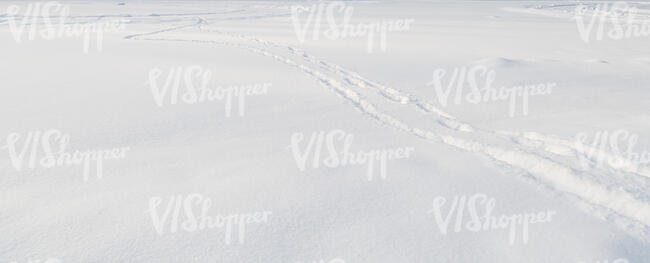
(1, 1, 650, 262)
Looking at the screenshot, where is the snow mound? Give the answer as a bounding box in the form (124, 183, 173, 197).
(472, 57, 527, 68)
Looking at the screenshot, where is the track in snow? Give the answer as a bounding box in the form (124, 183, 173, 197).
(118, 8, 650, 243)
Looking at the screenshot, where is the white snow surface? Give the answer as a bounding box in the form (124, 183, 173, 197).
(1, 1, 650, 262)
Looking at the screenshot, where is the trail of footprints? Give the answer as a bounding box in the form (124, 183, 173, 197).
(123, 11, 650, 242)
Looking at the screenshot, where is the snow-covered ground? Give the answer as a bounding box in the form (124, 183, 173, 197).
(1, 1, 650, 262)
